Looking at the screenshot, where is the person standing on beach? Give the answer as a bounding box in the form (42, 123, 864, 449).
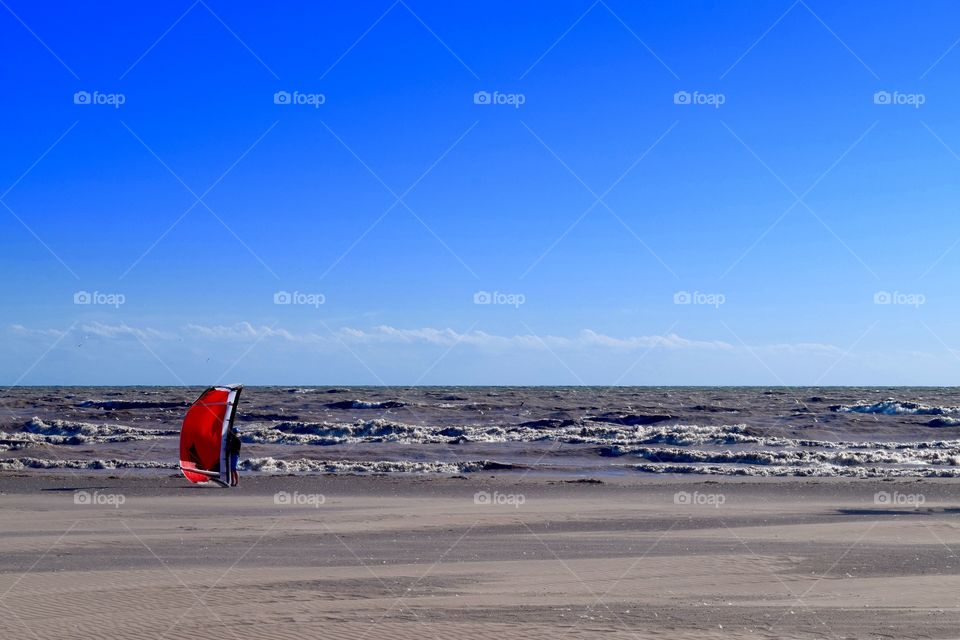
(226, 426, 242, 487)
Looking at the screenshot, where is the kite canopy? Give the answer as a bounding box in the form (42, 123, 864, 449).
(179, 384, 242, 486)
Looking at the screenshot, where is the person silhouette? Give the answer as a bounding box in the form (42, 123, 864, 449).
(226, 426, 242, 487)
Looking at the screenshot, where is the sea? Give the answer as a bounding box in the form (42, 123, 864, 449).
(3, 386, 960, 477)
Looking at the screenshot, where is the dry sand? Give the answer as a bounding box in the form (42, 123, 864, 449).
(2, 473, 960, 639)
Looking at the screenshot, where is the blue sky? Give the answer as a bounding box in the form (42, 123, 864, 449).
(2, 0, 960, 384)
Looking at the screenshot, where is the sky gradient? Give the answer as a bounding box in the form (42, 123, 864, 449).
(2, 0, 960, 385)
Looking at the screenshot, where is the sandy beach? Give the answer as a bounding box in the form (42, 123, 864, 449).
(2, 473, 960, 639)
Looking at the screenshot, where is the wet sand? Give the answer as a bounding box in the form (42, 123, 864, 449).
(2, 473, 960, 639)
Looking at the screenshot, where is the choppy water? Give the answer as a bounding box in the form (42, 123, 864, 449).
(4, 386, 960, 477)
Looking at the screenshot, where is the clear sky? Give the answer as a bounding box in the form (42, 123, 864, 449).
(2, 0, 960, 385)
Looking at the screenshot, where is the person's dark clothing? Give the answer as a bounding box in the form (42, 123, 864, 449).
(226, 429, 242, 456)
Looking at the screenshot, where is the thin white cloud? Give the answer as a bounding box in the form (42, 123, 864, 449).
(78, 322, 173, 341)
(7, 322, 839, 356)
(184, 322, 309, 342)
(342, 326, 505, 347)
(574, 329, 734, 351)
(8, 325, 67, 339)
(339, 326, 735, 351)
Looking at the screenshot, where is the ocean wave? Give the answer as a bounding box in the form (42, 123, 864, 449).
(610, 444, 960, 468)
(237, 421, 769, 448)
(633, 462, 960, 478)
(688, 405, 741, 413)
(242, 420, 430, 445)
(928, 417, 960, 427)
(324, 400, 406, 410)
(238, 411, 300, 422)
(518, 419, 578, 429)
(0, 457, 175, 471)
(833, 400, 959, 416)
(77, 400, 189, 410)
(240, 457, 514, 474)
(572, 424, 769, 447)
(584, 413, 675, 426)
(0, 455, 517, 475)
(598, 441, 960, 468)
(10, 418, 176, 445)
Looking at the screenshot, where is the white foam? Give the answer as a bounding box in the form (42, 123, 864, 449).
(634, 462, 960, 478)
(240, 420, 770, 448)
(0, 456, 509, 475)
(13, 418, 174, 444)
(240, 457, 491, 474)
(835, 400, 958, 416)
(0, 457, 174, 471)
(616, 444, 960, 468)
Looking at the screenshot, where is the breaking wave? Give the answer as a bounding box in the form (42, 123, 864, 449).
(833, 400, 959, 416)
(324, 400, 406, 410)
(0, 457, 174, 471)
(928, 417, 960, 427)
(0, 456, 517, 475)
(242, 420, 430, 445)
(584, 412, 675, 426)
(4, 418, 177, 445)
(605, 444, 960, 468)
(241, 457, 517, 474)
(633, 463, 960, 478)
(77, 400, 189, 410)
(239, 420, 775, 448)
